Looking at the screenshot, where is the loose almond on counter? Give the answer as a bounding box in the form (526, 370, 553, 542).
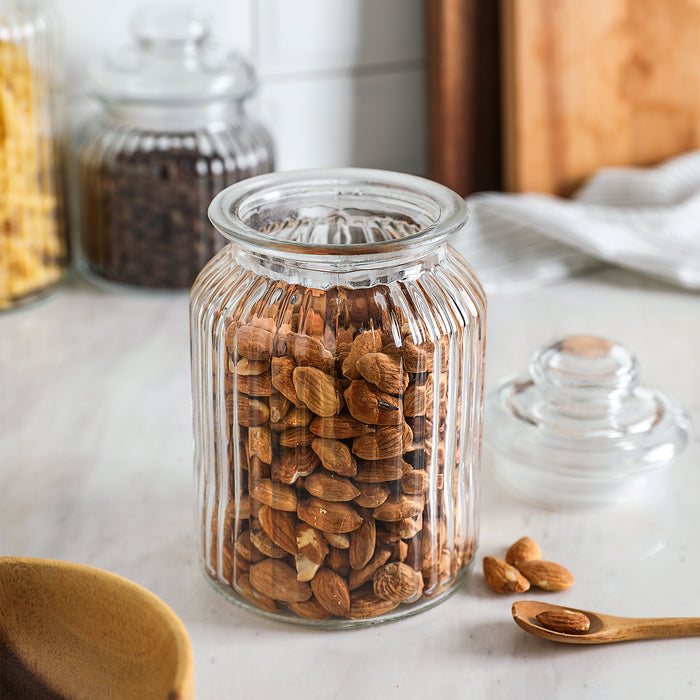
(516, 560, 574, 591)
(505, 536, 542, 567)
(482, 556, 531, 594)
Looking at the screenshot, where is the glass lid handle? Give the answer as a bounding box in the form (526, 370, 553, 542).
(130, 2, 211, 48)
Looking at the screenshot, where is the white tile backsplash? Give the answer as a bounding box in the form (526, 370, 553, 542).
(258, 69, 426, 174)
(256, 0, 424, 77)
(58, 0, 426, 173)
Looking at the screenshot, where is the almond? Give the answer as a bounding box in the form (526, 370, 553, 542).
(269, 393, 292, 424)
(402, 338, 435, 373)
(274, 446, 320, 485)
(373, 494, 424, 522)
(258, 504, 297, 555)
(250, 478, 298, 512)
(295, 554, 320, 582)
(342, 330, 384, 379)
(311, 437, 357, 477)
(278, 427, 316, 447)
(310, 568, 351, 616)
(349, 517, 376, 570)
(236, 395, 270, 427)
(309, 414, 374, 439)
(237, 372, 272, 397)
(348, 546, 392, 590)
(248, 424, 272, 464)
(326, 546, 350, 577)
(249, 559, 312, 603)
(322, 532, 350, 550)
(235, 572, 282, 613)
(401, 469, 429, 495)
(293, 366, 341, 417)
(373, 562, 423, 602)
(344, 380, 402, 425)
(352, 422, 412, 460)
(248, 454, 271, 483)
(403, 380, 434, 417)
(234, 325, 273, 362)
(536, 609, 590, 634)
(271, 356, 301, 406)
(305, 470, 361, 502)
(356, 352, 409, 395)
(354, 457, 409, 483)
(235, 529, 266, 564)
(296, 522, 329, 565)
(271, 406, 313, 430)
(382, 512, 423, 540)
(505, 536, 542, 566)
(297, 497, 363, 534)
(371, 500, 402, 522)
(287, 332, 335, 373)
(347, 586, 399, 619)
(483, 556, 530, 594)
(249, 521, 287, 559)
(353, 481, 390, 508)
(287, 597, 333, 621)
(235, 357, 270, 376)
(516, 560, 574, 591)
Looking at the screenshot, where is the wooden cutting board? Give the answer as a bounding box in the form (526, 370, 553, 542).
(502, 0, 700, 196)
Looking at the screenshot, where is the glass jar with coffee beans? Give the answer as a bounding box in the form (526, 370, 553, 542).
(74, 4, 274, 289)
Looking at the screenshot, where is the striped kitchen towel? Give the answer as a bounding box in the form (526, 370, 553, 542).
(453, 150, 700, 293)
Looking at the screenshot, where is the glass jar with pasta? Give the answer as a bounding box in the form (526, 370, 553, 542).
(0, 0, 68, 310)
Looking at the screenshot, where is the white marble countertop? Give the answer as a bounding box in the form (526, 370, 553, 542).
(2, 269, 699, 699)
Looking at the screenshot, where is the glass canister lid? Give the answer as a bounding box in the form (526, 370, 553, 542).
(485, 335, 692, 508)
(89, 2, 256, 104)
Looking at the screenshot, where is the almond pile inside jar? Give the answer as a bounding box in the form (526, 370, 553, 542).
(210, 219, 474, 622)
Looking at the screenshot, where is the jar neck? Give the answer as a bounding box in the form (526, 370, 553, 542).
(230, 243, 449, 289)
(102, 100, 243, 132)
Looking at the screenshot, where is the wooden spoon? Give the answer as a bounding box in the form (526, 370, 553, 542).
(512, 600, 700, 645)
(0, 557, 193, 699)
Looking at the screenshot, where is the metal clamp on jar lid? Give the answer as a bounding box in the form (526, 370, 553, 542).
(485, 335, 692, 509)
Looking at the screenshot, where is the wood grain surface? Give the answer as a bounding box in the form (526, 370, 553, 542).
(426, 0, 502, 196)
(502, 0, 700, 196)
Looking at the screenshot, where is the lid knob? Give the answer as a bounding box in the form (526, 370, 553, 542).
(131, 2, 210, 47)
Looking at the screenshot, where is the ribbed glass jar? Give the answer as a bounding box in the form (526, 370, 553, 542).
(74, 5, 274, 289)
(190, 169, 486, 627)
(0, 0, 68, 310)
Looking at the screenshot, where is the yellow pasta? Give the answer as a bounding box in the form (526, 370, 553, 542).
(0, 39, 66, 309)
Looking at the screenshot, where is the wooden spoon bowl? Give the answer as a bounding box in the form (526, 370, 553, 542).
(0, 557, 193, 699)
(512, 600, 700, 645)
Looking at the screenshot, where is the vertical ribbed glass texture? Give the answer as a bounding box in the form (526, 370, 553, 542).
(190, 169, 486, 627)
(0, 0, 68, 310)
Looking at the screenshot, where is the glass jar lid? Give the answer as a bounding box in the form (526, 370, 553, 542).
(485, 335, 692, 508)
(89, 2, 256, 105)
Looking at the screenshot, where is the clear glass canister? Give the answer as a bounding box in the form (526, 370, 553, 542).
(190, 169, 487, 626)
(0, 0, 68, 310)
(74, 4, 274, 289)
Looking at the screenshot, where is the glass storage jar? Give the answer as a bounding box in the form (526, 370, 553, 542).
(190, 168, 487, 627)
(74, 4, 274, 289)
(0, 0, 68, 310)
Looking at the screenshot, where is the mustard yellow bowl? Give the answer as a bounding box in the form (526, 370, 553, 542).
(0, 557, 193, 699)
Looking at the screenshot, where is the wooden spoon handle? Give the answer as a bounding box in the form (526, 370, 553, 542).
(620, 616, 700, 641)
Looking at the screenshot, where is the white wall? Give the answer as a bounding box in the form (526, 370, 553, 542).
(58, 0, 426, 175)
